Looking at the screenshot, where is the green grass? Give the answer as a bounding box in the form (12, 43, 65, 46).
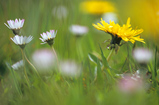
(0, 0, 159, 105)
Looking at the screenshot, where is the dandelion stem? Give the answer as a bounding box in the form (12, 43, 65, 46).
(23, 51, 40, 77)
(21, 49, 30, 88)
(107, 49, 114, 62)
(101, 49, 114, 70)
(100, 49, 115, 82)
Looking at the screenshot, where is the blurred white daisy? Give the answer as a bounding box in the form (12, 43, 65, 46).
(102, 12, 118, 23)
(133, 48, 153, 64)
(4, 18, 25, 35)
(11, 35, 33, 49)
(52, 5, 68, 20)
(32, 49, 56, 73)
(69, 25, 88, 36)
(60, 60, 82, 77)
(39, 30, 57, 46)
(11, 60, 23, 70)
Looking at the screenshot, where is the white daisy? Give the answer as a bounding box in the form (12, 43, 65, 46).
(52, 5, 68, 20)
(4, 18, 25, 35)
(12, 60, 24, 70)
(11, 35, 33, 49)
(60, 60, 81, 77)
(32, 49, 56, 73)
(133, 48, 153, 64)
(69, 25, 88, 36)
(39, 30, 57, 46)
(102, 12, 118, 24)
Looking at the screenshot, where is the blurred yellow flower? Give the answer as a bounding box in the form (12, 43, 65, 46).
(119, 0, 159, 46)
(93, 18, 145, 44)
(80, 1, 116, 14)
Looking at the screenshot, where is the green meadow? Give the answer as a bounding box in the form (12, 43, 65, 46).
(0, 0, 158, 105)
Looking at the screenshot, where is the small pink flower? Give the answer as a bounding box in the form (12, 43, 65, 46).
(118, 76, 143, 93)
(32, 49, 56, 73)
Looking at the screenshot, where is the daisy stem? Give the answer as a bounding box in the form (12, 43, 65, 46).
(23, 50, 40, 78)
(21, 49, 30, 88)
(51, 45, 70, 87)
(51, 45, 59, 68)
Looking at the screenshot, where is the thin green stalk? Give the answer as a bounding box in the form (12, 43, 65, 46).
(101, 49, 114, 70)
(23, 51, 40, 78)
(76, 38, 83, 60)
(21, 49, 30, 88)
(154, 46, 157, 77)
(51, 45, 59, 67)
(154, 46, 157, 88)
(50, 45, 59, 80)
(107, 49, 114, 62)
(6, 62, 22, 97)
(51, 45, 70, 87)
(129, 63, 133, 74)
(99, 49, 115, 82)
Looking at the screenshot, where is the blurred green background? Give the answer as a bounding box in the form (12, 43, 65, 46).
(0, 0, 150, 76)
(0, 0, 159, 105)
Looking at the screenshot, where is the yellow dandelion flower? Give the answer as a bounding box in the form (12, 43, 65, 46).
(93, 17, 145, 45)
(80, 1, 116, 14)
